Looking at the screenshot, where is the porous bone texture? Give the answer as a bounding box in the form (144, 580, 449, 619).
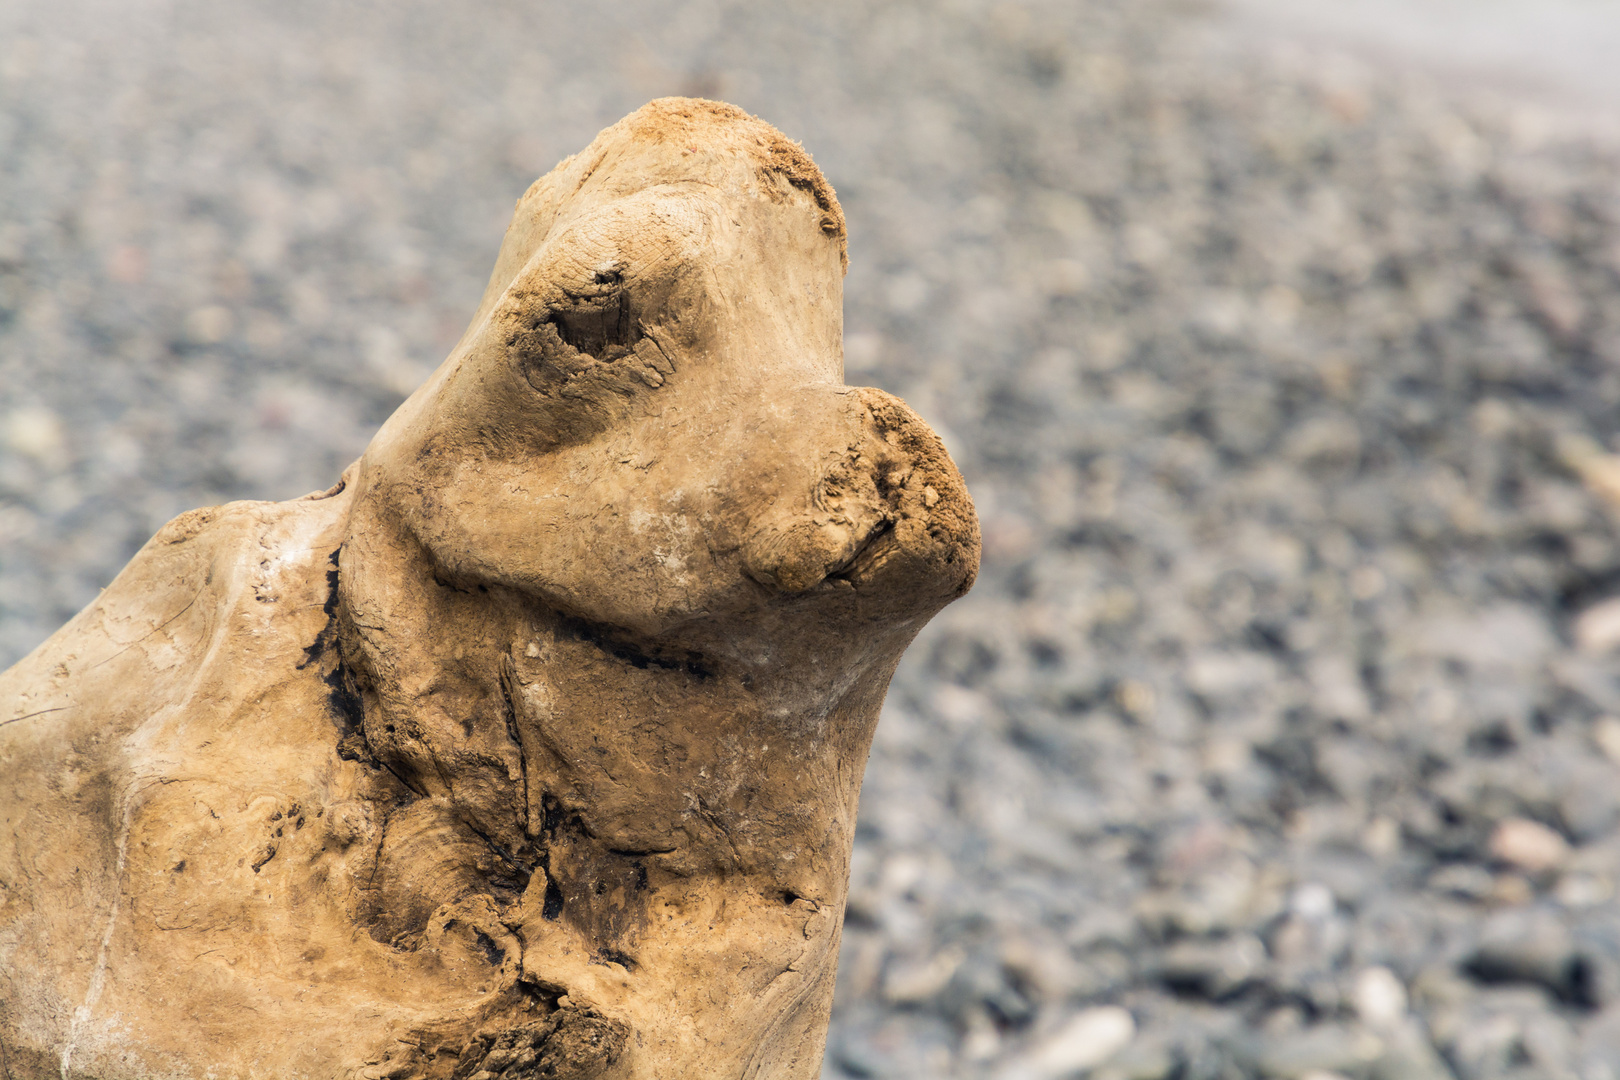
(0, 99, 979, 1080)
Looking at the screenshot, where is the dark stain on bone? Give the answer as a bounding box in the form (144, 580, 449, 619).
(250, 844, 276, 873)
(474, 930, 506, 967)
(329, 657, 372, 765)
(536, 794, 649, 964)
(296, 549, 344, 670)
(542, 874, 565, 921)
(591, 947, 637, 972)
(497, 656, 533, 841)
(298, 546, 376, 768)
(463, 820, 536, 896)
(555, 612, 714, 680)
(447, 1006, 627, 1080)
(547, 281, 637, 361)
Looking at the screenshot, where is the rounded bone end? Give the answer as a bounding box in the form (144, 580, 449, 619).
(742, 387, 980, 614)
(848, 386, 981, 602)
(619, 97, 846, 261)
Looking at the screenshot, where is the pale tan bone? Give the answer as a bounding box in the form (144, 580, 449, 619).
(0, 99, 979, 1080)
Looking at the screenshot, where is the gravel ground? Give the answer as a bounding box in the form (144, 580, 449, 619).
(8, 1, 1620, 1077)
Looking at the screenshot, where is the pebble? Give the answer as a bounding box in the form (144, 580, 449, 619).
(1001, 1007, 1135, 1080)
(881, 947, 964, 1006)
(1488, 818, 1571, 875)
(1574, 597, 1620, 654)
(1351, 966, 1408, 1029)
(1593, 717, 1620, 766)
(1246, 1025, 1385, 1077)
(3, 406, 63, 463)
(1157, 936, 1268, 1000)
(1464, 910, 1599, 1007)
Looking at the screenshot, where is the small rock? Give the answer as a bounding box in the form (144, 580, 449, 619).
(1410, 604, 1554, 673)
(1361, 817, 1401, 858)
(880, 947, 964, 1005)
(1005, 1006, 1135, 1079)
(183, 304, 235, 346)
(1490, 873, 1534, 907)
(1554, 872, 1612, 907)
(1091, 1034, 1177, 1080)
(4, 407, 64, 463)
(1557, 434, 1620, 508)
(1575, 598, 1620, 655)
(1488, 818, 1570, 874)
(1158, 935, 1267, 1000)
(1352, 966, 1408, 1029)
(1462, 910, 1601, 1007)
(1000, 934, 1087, 1001)
(1428, 863, 1496, 902)
(1594, 716, 1620, 766)
(941, 949, 1036, 1028)
(1290, 882, 1336, 921)
(1249, 1024, 1385, 1077)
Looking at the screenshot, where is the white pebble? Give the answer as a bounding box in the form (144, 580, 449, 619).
(1488, 818, 1569, 874)
(5, 406, 64, 462)
(1290, 881, 1335, 921)
(1575, 596, 1620, 654)
(1014, 1006, 1135, 1078)
(1352, 966, 1407, 1028)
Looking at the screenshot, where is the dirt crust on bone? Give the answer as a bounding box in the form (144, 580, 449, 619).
(0, 97, 977, 1080)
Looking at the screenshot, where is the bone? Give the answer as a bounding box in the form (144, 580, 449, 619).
(0, 99, 979, 1080)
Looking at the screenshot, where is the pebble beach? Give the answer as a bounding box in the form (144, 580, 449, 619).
(6, 1, 1620, 1076)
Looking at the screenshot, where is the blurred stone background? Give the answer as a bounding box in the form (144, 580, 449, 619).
(9, 0, 1620, 1076)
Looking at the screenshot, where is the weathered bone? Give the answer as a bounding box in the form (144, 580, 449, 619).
(0, 99, 979, 1079)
